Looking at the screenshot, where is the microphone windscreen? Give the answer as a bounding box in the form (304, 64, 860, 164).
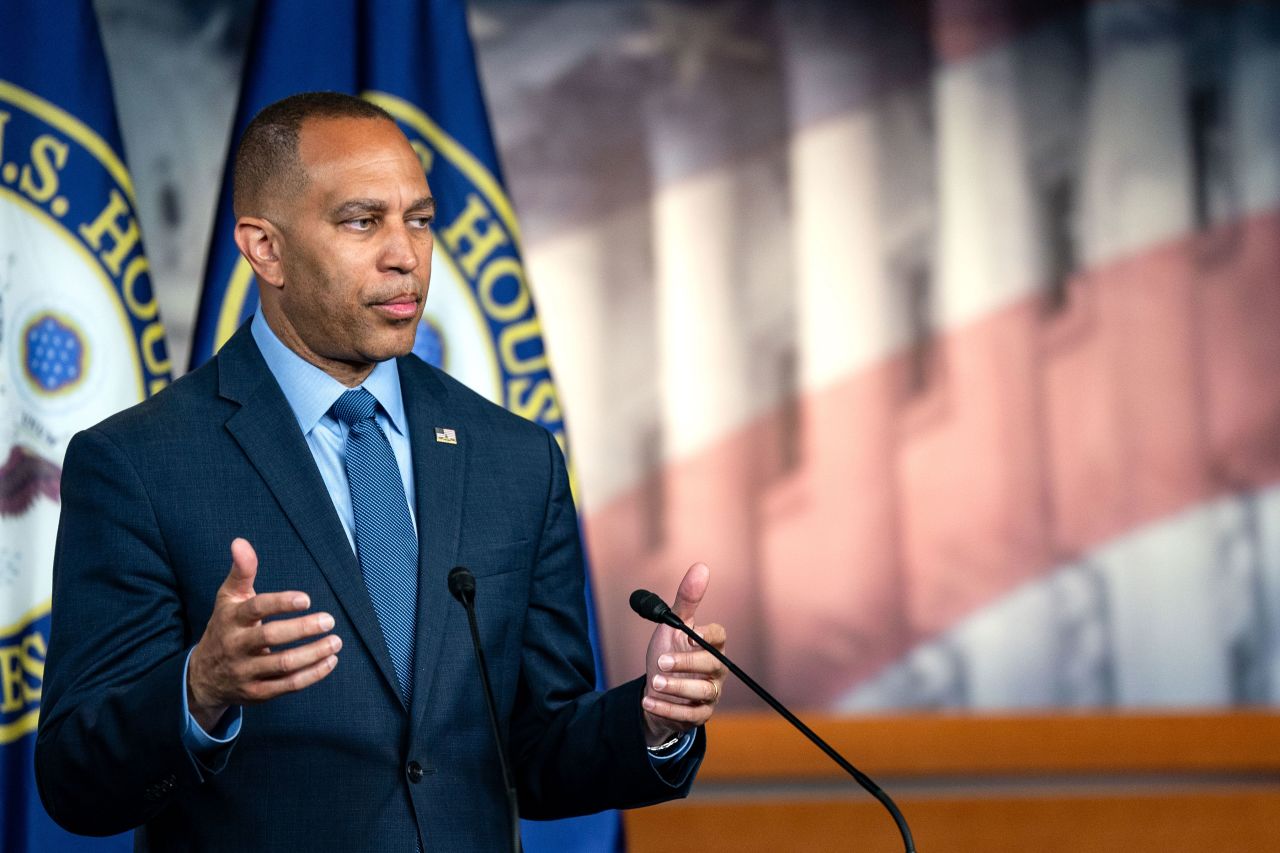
(448, 566, 476, 603)
(629, 589, 670, 624)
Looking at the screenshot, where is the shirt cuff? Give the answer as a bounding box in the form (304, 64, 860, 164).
(181, 647, 242, 775)
(646, 729, 697, 785)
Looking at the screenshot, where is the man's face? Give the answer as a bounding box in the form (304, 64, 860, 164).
(269, 116, 434, 373)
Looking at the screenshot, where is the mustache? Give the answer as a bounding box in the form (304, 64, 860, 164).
(366, 284, 425, 305)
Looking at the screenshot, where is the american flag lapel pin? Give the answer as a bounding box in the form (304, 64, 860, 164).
(434, 427, 457, 445)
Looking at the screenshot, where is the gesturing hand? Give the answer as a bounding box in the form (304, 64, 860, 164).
(640, 562, 727, 746)
(186, 538, 341, 732)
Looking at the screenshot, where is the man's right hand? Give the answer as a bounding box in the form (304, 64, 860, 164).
(187, 538, 341, 732)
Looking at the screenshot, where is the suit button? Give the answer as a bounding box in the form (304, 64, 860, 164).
(406, 761, 424, 783)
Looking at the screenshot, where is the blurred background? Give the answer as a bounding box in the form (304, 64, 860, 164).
(91, 0, 1280, 848)
(102, 0, 1280, 714)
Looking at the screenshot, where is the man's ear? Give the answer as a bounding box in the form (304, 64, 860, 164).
(233, 217, 285, 289)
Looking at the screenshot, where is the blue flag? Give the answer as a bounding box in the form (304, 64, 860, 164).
(191, 2, 622, 850)
(0, 1, 170, 850)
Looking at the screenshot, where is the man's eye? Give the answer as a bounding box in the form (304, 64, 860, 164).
(348, 217, 375, 230)
(408, 215, 434, 229)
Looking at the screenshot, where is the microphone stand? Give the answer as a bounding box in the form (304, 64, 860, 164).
(631, 589, 917, 853)
(450, 567, 522, 853)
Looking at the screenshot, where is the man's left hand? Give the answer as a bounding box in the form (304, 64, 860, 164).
(641, 562, 727, 746)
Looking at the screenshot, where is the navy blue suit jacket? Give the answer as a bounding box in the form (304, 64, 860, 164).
(36, 324, 701, 851)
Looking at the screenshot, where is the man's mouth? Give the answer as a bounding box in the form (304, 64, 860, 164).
(372, 294, 421, 319)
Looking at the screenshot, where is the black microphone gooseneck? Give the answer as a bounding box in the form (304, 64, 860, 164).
(448, 567, 522, 853)
(629, 588, 917, 853)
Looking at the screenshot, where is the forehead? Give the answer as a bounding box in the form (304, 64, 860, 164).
(296, 116, 428, 199)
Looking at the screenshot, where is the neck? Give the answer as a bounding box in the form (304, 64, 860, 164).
(260, 306, 375, 387)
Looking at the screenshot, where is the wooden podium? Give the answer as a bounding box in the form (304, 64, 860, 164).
(625, 711, 1280, 852)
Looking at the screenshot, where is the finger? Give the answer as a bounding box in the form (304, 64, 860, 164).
(253, 611, 336, 648)
(692, 622, 726, 649)
(235, 590, 313, 625)
(642, 694, 714, 726)
(656, 649, 726, 676)
(671, 562, 709, 623)
(240, 633, 343, 681)
(220, 538, 259, 600)
(651, 674, 720, 704)
(243, 653, 339, 703)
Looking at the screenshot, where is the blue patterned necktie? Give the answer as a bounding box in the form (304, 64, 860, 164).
(331, 388, 418, 703)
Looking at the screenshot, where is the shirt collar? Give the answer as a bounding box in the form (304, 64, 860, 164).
(250, 312, 408, 437)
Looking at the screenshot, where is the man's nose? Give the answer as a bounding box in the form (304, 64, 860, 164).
(378, 223, 421, 274)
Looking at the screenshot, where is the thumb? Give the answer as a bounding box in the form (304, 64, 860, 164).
(221, 537, 258, 599)
(671, 562, 709, 624)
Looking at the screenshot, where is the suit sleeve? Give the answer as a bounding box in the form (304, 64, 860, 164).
(36, 428, 206, 835)
(507, 430, 704, 818)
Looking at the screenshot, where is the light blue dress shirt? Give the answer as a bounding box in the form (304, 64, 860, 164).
(182, 313, 692, 774)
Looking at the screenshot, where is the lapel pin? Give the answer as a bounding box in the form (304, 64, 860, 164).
(434, 427, 457, 445)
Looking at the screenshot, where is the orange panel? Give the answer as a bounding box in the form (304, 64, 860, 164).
(625, 789, 1280, 853)
(699, 711, 1280, 779)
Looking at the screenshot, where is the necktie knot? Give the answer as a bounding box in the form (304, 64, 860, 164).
(332, 388, 379, 426)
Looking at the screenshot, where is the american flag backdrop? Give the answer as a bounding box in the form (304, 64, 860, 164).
(471, 0, 1280, 714)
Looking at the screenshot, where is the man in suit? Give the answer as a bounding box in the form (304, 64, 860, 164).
(36, 92, 727, 851)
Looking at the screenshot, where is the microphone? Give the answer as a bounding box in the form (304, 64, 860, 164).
(448, 567, 521, 853)
(447, 563, 477, 605)
(628, 589, 682, 628)
(630, 588, 917, 853)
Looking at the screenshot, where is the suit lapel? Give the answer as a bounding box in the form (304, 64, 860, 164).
(217, 325, 405, 707)
(398, 356, 465, 728)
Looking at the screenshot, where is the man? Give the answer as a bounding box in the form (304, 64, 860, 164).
(36, 92, 727, 851)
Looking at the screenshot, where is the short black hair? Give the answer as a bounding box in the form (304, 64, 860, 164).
(232, 91, 395, 217)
